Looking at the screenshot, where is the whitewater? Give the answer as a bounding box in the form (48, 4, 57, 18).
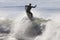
(0, 7, 60, 40)
(4, 10, 60, 40)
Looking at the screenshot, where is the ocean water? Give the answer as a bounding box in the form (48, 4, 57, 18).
(0, 6, 60, 40)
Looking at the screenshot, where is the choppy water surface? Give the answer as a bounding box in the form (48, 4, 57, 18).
(0, 6, 60, 40)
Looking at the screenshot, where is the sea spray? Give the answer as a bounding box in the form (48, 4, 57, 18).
(35, 14, 60, 40)
(6, 16, 48, 40)
(5, 10, 49, 40)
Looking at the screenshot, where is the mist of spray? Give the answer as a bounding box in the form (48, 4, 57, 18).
(35, 13, 60, 40)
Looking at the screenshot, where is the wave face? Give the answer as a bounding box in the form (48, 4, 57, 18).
(6, 13, 60, 40)
(35, 14, 60, 40)
(6, 16, 47, 40)
(2, 9, 60, 40)
(0, 6, 60, 40)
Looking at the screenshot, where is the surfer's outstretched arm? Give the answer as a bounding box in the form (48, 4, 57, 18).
(31, 5, 37, 8)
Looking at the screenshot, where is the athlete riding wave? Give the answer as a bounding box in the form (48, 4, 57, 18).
(25, 3, 37, 20)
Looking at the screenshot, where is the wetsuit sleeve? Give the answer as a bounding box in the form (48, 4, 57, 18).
(31, 5, 37, 8)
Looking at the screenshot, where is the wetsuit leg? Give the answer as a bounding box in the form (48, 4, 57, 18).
(26, 11, 33, 20)
(29, 12, 33, 18)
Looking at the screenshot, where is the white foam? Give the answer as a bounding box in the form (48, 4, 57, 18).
(35, 13, 60, 40)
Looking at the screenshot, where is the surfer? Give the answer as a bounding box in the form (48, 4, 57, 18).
(25, 3, 37, 20)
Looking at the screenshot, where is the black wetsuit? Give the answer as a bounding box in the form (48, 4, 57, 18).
(25, 4, 36, 20)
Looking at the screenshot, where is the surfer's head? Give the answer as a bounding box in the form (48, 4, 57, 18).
(29, 3, 31, 6)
